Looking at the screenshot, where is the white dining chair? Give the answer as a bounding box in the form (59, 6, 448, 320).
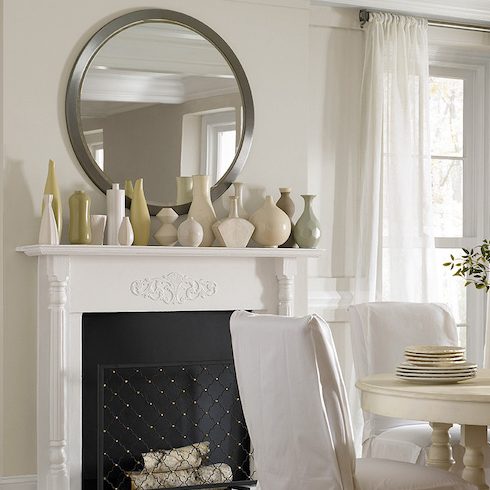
(348, 301, 489, 472)
(230, 310, 476, 490)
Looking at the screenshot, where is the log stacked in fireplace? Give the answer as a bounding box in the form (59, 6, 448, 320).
(126, 442, 233, 490)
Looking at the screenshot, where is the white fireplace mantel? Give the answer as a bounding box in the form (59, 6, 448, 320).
(17, 244, 321, 490)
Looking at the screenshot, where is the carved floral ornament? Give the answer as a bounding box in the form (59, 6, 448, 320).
(130, 272, 217, 304)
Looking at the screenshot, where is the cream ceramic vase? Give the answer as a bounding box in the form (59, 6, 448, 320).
(188, 175, 216, 247)
(294, 194, 321, 248)
(217, 196, 255, 248)
(249, 195, 291, 247)
(276, 187, 296, 248)
(118, 217, 134, 246)
(68, 191, 91, 244)
(90, 215, 107, 245)
(42, 159, 62, 237)
(233, 182, 249, 219)
(177, 216, 203, 247)
(154, 208, 178, 246)
(176, 176, 193, 205)
(39, 194, 60, 245)
(130, 178, 151, 246)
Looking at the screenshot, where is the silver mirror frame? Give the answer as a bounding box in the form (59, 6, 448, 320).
(66, 9, 254, 215)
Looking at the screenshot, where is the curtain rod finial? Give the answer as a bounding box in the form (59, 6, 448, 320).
(359, 9, 370, 27)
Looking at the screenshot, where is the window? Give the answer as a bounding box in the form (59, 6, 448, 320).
(429, 64, 485, 362)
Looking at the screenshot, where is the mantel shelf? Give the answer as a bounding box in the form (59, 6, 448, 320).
(17, 244, 323, 259)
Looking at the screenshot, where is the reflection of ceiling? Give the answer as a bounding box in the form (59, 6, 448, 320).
(80, 22, 240, 109)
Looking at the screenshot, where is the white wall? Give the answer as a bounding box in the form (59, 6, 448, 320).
(1, 0, 313, 477)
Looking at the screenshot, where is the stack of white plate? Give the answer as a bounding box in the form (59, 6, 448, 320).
(396, 345, 477, 384)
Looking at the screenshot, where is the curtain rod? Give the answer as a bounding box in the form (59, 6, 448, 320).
(359, 9, 490, 33)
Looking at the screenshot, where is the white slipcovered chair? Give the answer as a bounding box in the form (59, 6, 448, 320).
(348, 302, 489, 471)
(230, 310, 476, 490)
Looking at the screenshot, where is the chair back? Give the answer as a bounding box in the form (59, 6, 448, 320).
(349, 302, 459, 439)
(230, 311, 357, 490)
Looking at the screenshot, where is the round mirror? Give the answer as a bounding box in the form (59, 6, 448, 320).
(66, 9, 254, 215)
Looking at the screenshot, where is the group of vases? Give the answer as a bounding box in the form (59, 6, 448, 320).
(38, 160, 321, 248)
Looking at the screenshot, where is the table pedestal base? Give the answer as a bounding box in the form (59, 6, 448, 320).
(461, 425, 489, 490)
(427, 422, 454, 470)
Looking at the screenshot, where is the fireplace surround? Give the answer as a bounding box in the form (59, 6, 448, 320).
(17, 245, 321, 490)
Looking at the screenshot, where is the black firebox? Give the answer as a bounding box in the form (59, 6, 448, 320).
(82, 311, 254, 490)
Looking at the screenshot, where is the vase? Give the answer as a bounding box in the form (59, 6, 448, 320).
(188, 175, 216, 247)
(177, 216, 203, 247)
(216, 196, 255, 248)
(249, 195, 291, 247)
(118, 216, 134, 246)
(233, 182, 248, 219)
(294, 194, 321, 248)
(125, 179, 134, 199)
(69, 191, 91, 244)
(42, 159, 62, 237)
(106, 183, 125, 245)
(176, 176, 193, 205)
(276, 187, 296, 248)
(154, 208, 178, 246)
(130, 178, 151, 246)
(39, 194, 60, 245)
(90, 214, 107, 245)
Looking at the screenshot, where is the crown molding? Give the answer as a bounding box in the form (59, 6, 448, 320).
(311, 0, 490, 24)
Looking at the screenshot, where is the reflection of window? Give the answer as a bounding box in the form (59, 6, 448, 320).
(84, 129, 104, 170)
(429, 65, 484, 363)
(201, 110, 237, 182)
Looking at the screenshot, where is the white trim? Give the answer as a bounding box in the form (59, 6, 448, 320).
(312, 0, 490, 23)
(0, 475, 37, 490)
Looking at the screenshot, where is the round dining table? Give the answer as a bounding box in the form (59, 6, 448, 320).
(357, 369, 490, 490)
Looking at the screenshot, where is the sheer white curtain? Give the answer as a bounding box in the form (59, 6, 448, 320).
(349, 12, 437, 452)
(355, 12, 437, 303)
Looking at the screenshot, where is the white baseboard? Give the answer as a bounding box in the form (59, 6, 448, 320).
(0, 475, 37, 490)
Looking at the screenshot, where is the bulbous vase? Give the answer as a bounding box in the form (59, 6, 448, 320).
(249, 195, 291, 248)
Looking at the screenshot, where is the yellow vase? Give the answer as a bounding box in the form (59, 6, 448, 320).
(42, 159, 62, 237)
(68, 191, 91, 244)
(130, 178, 151, 246)
(125, 179, 134, 199)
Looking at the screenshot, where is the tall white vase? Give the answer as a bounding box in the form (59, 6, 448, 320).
(39, 194, 60, 245)
(106, 183, 125, 245)
(188, 175, 216, 247)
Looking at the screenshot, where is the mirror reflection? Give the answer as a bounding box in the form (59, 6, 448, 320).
(79, 22, 243, 206)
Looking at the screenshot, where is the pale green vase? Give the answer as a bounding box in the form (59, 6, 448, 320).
(130, 178, 151, 246)
(68, 191, 91, 244)
(294, 194, 321, 248)
(42, 159, 62, 237)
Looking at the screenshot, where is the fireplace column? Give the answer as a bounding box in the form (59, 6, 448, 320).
(46, 256, 70, 490)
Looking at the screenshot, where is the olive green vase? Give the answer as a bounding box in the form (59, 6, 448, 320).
(69, 191, 91, 244)
(294, 194, 321, 248)
(130, 178, 151, 246)
(42, 159, 62, 237)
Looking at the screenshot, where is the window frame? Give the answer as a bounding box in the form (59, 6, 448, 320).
(429, 62, 486, 364)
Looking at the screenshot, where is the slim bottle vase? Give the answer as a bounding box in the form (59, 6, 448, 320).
(188, 175, 216, 247)
(130, 178, 151, 246)
(294, 194, 321, 248)
(216, 196, 254, 248)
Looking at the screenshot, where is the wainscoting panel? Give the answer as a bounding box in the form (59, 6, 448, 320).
(0, 475, 37, 490)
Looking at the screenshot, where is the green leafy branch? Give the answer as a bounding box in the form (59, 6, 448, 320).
(443, 239, 490, 292)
